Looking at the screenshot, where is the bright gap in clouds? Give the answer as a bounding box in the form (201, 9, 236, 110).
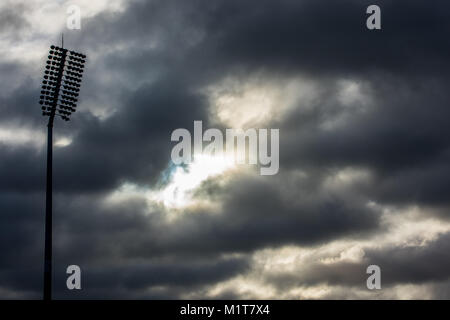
(153, 154, 235, 208)
(109, 154, 236, 209)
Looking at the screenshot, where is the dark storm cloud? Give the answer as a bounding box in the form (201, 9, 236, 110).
(365, 232, 450, 285)
(263, 231, 450, 299)
(62, 0, 450, 98)
(0, 167, 376, 298)
(95, 0, 450, 79)
(0, 145, 44, 193)
(0, 193, 44, 299)
(45, 173, 378, 264)
(279, 76, 450, 210)
(0, 192, 251, 299)
(1, 0, 450, 299)
(0, 71, 44, 127)
(160, 175, 376, 254)
(158, 173, 379, 254)
(54, 257, 249, 299)
(37, 195, 253, 299)
(214, 0, 450, 77)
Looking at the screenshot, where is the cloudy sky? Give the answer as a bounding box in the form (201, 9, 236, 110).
(1, 0, 450, 299)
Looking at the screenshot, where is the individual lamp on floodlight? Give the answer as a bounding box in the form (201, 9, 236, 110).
(39, 44, 87, 300)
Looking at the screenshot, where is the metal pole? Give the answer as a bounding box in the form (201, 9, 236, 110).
(43, 117, 53, 301)
(43, 36, 64, 300)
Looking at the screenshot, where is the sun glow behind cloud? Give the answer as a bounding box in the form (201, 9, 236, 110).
(152, 154, 235, 208)
(108, 154, 237, 210)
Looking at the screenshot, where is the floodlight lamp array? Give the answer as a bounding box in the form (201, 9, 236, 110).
(39, 45, 86, 122)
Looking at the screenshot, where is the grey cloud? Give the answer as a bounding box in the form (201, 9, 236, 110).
(0, 4, 31, 36)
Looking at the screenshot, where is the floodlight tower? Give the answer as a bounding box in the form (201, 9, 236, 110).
(39, 44, 86, 300)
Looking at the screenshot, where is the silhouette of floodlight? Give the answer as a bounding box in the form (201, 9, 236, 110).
(39, 44, 87, 301)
